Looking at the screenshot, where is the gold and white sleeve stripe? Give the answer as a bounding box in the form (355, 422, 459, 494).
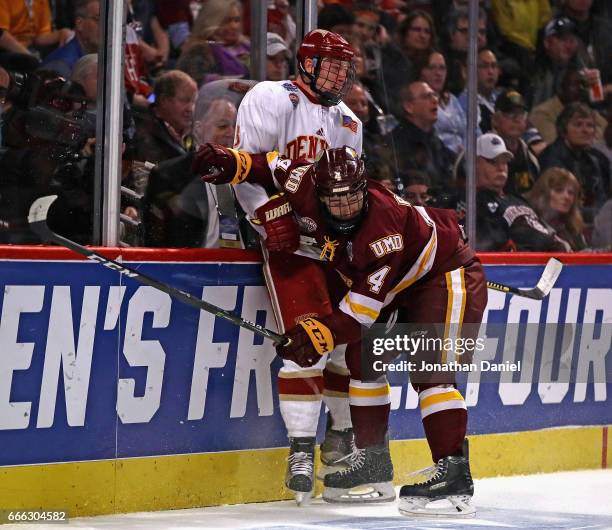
(385, 207, 438, 305)
(339, 291, 383, 326)
(348, 380, 391, 407)
(419, 385, 466, 420)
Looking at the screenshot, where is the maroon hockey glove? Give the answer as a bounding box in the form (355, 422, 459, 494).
(253, 194, 300, 253)
(277, 318, 335, 367)
(192, 143, 252, 184)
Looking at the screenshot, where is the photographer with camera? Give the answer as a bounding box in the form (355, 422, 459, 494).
(0, 56, 97, 243)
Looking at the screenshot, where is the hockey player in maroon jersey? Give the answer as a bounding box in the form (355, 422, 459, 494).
(192, 144, 487, 514)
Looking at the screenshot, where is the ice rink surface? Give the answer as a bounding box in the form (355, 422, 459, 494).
(8, 469, 612, 530)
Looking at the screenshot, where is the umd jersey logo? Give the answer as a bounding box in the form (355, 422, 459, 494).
(369, 234, 404, 257)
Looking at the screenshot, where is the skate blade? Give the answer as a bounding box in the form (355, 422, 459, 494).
(323, 482, 396, 504)
(295, 490, 313, 507)
(398, 495, 476, 518)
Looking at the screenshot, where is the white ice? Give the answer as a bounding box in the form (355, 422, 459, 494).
(8, 469, 612, 530)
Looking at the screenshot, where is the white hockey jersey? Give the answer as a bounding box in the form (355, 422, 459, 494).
(233, 80, 362, 217)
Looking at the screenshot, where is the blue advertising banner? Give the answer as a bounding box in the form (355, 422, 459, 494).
(0, 256, 610, 468)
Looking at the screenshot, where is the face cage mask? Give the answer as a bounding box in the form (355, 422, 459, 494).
(320, 189, 368, 235)
(301, 57, 355, 107)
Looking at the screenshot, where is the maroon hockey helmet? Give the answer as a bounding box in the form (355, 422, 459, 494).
(312, 146, 368, 234)
(297, 29, 356, 107)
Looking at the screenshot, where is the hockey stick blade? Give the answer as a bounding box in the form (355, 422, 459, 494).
(534, 257, 563, 297)
(28, 195, 288, 346)
(486, 258, 563, 300)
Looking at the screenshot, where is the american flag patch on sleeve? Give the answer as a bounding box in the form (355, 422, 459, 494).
(342, 115, 358, 133)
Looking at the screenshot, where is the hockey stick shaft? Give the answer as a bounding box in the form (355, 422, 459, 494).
(28, 196, 287, 346)
(486, 280, 533, 297)
(297, 240, 562, 300)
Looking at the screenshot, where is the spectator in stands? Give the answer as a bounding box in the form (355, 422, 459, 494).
(557, 0, 612, 92)
(385, 80, 455, 188)
(538, 101, 611, 221)
(490, 0, 552, 70)
(156, 0, 193, 54)
(474, 133, 572, 252)
(317, 3, 356, 41)
(443, 6, 488, 53)
(183, 0, 250, 84)
(458, 48, 500, 134)
(42, 0, 99, 78)
(0, 0, 73, 52)
(192, 97, 237, 149)
(525, 166, 587, 250)
(531, 16, 580, 107)
(176, 42, 216, 88)
(530, 65, 608, 145)
(268, 0, 296, 49)
(490, 89, 540, 195)
(351, 7, 412, 119)
(266, 32, 290, 82)
(455, 89, 540, 194)
(401, 169, 431, 206)
(354, 8, 381, 47)
(344, 80, 394, 183)
(144, 92, 241, 248)
(132, 70, 197, 165)
(442, 7, 489, 95)
(418, 49, 468, 155)
(128, 0, 170, 74)
(396, 10, 437, 77)
(70, 53, 97, 105)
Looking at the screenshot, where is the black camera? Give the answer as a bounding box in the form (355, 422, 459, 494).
(3, 70, 96, 156)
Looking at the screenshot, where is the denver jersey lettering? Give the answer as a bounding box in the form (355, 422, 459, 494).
(233, 80, 362, 223)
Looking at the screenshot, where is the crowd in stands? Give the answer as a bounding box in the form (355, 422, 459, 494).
(0, 0, 611, 252)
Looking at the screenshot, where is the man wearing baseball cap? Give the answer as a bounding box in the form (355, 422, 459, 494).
(474, 133, 570, 252)
(533, 16, 580, 107)
(491, 89, 541, 195)
(266, 32, 291, 81)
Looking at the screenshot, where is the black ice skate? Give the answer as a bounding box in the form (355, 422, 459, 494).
(398, 440, 475, 517)
(318, 414, 354, 478)
(285, 437, 315, 506)
(322, 445, 395, 503)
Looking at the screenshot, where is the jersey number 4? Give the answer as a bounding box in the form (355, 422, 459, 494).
(367, 266, 391, 294)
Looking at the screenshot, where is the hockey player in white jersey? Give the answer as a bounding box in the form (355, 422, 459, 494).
(194, 29, 362, 505)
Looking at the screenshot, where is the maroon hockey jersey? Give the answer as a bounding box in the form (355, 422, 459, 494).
(249, 152, 475, 327)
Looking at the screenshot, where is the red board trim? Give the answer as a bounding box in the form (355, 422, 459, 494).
(0, 246, 611, 265)
(0, 246, 262, 262)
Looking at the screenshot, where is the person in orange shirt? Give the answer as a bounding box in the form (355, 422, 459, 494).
(0, 0, 72, 52)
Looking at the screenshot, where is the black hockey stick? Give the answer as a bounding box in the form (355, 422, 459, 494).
(297, 239, 563, 300)
(28, 195, 288, 346)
